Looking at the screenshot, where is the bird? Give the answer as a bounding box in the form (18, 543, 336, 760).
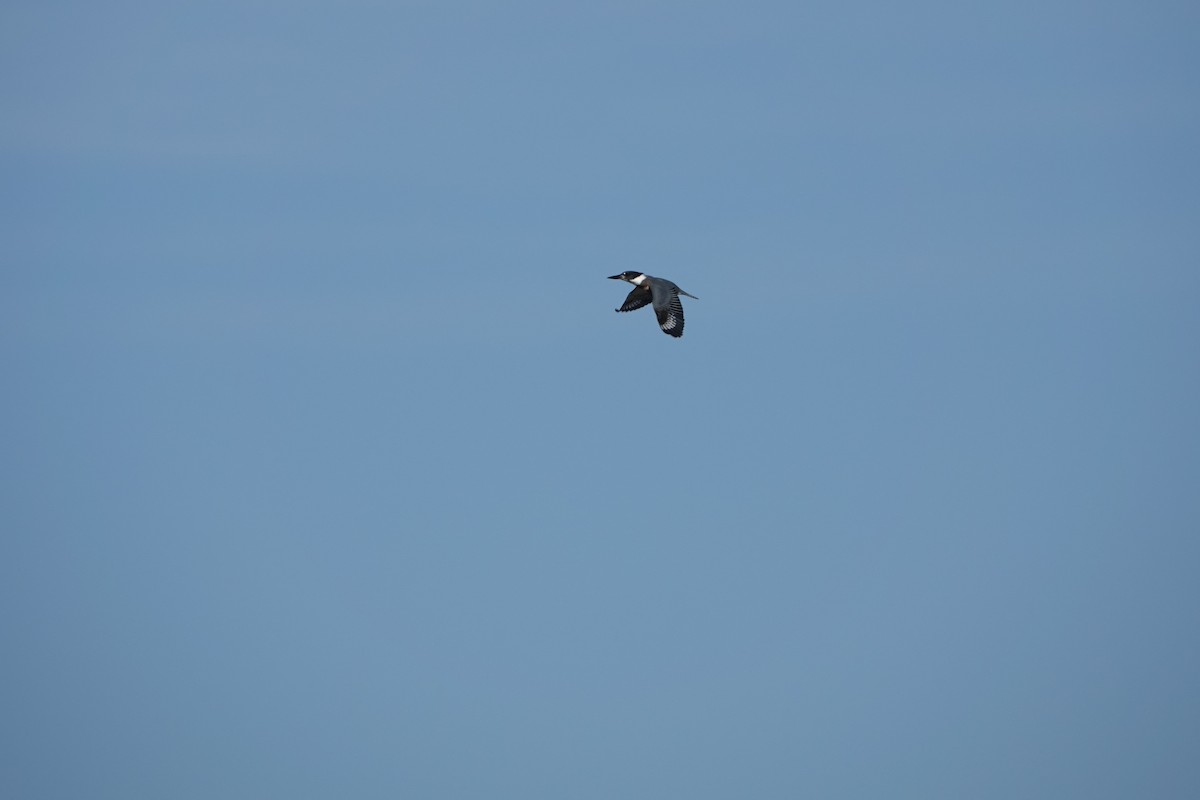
(608, 272, 699, 338)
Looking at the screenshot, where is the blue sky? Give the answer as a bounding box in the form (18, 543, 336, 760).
(3, 1, 1198, 797)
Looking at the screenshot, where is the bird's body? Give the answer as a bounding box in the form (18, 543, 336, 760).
(608, 272, 698, 338)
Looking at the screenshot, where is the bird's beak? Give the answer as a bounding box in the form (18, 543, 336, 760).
(607, 274, 624, 280)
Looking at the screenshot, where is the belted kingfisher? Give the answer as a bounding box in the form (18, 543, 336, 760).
(608, 272, 699, 338)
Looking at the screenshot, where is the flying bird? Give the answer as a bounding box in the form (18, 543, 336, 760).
(608, 272, 699, 338)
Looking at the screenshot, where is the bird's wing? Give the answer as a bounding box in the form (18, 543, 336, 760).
(616, 285, 653, 313)
(654, 291, 685, 337)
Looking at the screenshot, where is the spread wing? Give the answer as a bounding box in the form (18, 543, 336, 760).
(616, 285, 653, 313)
(654, 291, 685, 337)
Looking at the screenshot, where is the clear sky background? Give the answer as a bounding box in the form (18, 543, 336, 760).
(3, 1, 1198, 797)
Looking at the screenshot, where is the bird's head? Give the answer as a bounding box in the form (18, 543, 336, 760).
(608, 271, 644, 283)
